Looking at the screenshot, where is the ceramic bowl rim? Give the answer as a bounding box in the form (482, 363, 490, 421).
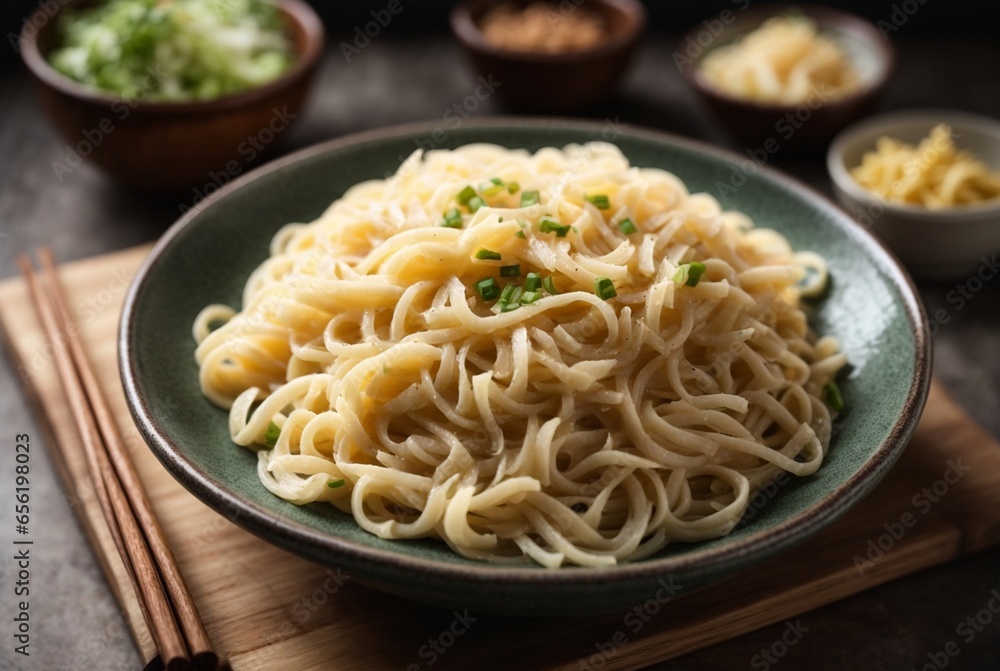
(19, 0, 325, 113)
(120, 117, 931, 587)
(827, 108, 1000, 220)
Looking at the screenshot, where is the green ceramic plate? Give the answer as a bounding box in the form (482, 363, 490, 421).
(120, 119, 930, 616)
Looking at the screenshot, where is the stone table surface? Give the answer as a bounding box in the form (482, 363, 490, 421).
(1, 33, 999, 671)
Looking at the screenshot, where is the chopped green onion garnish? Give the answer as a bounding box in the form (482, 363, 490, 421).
(618, 218, 637, 234)
(586, 194, 610, 209)
(672, 261, 707, 287)
(457, 185, 476, 204)
(521, 190, 540, 207)
(490, 177, 503, 185)
(507, 181, 520, 193)
(594, 277, 617, 300)
(824, 381, 844, 412)
(442, 208, 463, 228)
(500, 264, 521, 277)
(498, 216, 504, 222)
(467, 195, 485, 212)
(327, 479, 346, 489)
(524, 272, 541, 292)
(542, 275, 559, 294)
(475, 248, 501, 261)
(475, 277, 500, 301)
(481, 183, 505, 197)
(539, 216, 570, 237)
(521, 291, 542, 304)
(498, 283, 519, 303)
(515, 230, 526, 239)
(263, 421, 280, 448)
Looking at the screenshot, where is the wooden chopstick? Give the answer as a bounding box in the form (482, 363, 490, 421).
(19, 250, 218, 671)
(36, 248, 217, 671)
(15, 256, 165, 669)
(18, 253, 191, 671)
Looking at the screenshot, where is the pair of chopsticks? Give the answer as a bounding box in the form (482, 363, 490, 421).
(19, 249, 217, 671)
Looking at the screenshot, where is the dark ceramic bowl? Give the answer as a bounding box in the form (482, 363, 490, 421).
(120, 118, 930, 617)
(450, 0, 645, 113)
(20, 0, 324, 193)
(677, 5, 894, 151)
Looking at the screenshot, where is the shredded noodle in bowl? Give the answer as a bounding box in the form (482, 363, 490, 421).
(193, 143, 847, 568)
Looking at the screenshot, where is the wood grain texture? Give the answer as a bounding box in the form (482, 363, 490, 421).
(2, 244, 999, 671)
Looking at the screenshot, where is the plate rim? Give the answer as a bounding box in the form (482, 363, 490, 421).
(119, 116, 932, 586)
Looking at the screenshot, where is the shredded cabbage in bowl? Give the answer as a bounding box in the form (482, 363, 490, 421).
(49, 0, 294, 101)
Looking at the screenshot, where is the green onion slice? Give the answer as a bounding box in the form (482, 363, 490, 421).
(672, 261, 707, 287)
(457, 185, 476, 204)
(481, 183, 505, 197)
(475, 248, 501, 261)
(498, 283, 519, 304)
(521, 291, 542, 304)
(500, 264, 521, 277)
(327, 479, 346, 489)
(542, 275, 559, 294)
(442, 208, 463, 228)
(618, 218, 637, 234)
(594, 277, 617, 300)
(263, 421, 280, 448)
(524, 272, 541, 292)
(520, 190, 540, 207)
(824, 381, 844, 412)
(586, 194, 610, 209)
(539, 216, 570, 237)
(475, 277, 499, 300)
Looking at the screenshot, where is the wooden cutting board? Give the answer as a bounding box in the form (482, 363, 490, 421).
(3, 244, 1000, 671)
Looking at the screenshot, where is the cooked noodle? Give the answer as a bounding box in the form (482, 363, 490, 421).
(193, 143, 846, 568)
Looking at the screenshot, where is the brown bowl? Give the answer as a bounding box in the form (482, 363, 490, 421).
(20, 0, 324, 193)
(450, 0, 646, 113)
(677, 4, 894, 151)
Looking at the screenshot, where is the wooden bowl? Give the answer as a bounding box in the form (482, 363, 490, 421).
(677, 4, 894, 151)
(450, 0, 645, 113)
(19, 0, 324, 193)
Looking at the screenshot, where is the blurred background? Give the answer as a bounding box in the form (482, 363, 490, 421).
(2, 0, 996, 59)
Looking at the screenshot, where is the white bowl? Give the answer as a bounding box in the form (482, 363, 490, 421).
(827, 109, 1000, 280)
